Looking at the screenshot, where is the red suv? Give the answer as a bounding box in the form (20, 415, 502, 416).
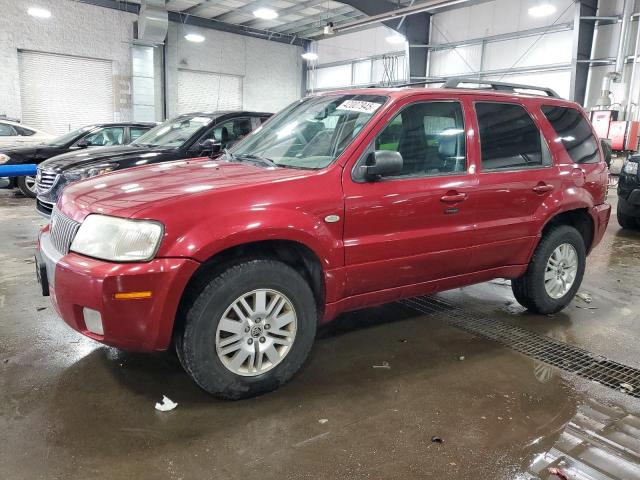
(36, 80, 611, 399)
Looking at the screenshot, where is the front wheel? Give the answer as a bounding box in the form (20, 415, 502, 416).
(17, 175, 37, 198)
(177, 259, 317, 399)
(512, 225, 586, 314)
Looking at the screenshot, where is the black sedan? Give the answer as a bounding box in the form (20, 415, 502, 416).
(0, 122, 155, 197)
(35, 111, 271, 217)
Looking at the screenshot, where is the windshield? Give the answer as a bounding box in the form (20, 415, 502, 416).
(229, 94, 387, 169)
(132, 115, 213, 147)
(49, 126, 96, 146)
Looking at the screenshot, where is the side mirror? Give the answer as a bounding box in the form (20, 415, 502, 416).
(199, 138, 222, 157)
(360, 150, 403, 179)
(75, 139, 90, 148)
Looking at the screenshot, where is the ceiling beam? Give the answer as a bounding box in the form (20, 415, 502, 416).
(210, 0, 277, 22)
(271, 6, 363, 35)
(241, 0, 329, 28)
(77, 0, 310, 46)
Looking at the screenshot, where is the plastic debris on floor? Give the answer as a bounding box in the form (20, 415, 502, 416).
(155, 395, 178, 412)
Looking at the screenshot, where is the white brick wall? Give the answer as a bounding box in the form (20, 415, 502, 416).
(0, 0, 135, 122)
(165, 22, 303, 117)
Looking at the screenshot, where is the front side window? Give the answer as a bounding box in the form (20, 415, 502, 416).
(130, 127, 151, 141)
(202, 117, 254, 149)
(542, 105, 599, 164)
(14, 125, 35, 136)
(373, 101, 466, 177)
(0, 123, 17, 136)
(82, 127, 125, 146)
(230, 94, 387, 169)
(133, 115, 213, 147)
(476, 102, 550, 171)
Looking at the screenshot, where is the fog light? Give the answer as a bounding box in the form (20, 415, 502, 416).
(83, 307, 104, 335)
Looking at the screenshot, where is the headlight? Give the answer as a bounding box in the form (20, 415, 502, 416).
(65, 164, 116, 181)
(0, 154, 10, 164)
(70, 215, 163, 262)
(624, 160, 638, 175)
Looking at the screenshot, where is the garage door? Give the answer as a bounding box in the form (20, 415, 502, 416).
(177, 69, 243, 114)
(18, 51, 114, 135)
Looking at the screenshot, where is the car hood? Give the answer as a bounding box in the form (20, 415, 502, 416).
(58, 158, 315, 221)
(39, 145, 172, 172)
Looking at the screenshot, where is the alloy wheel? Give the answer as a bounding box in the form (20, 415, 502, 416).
(215, 288, 297, 376)
(544, 243, 578, 299)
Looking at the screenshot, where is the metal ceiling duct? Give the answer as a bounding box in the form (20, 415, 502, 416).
(136, 0, 168, 45)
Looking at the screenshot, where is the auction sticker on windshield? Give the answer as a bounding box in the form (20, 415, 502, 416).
(336, 100, 383, 114)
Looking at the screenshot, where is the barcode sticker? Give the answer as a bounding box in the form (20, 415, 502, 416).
(336, 100, 383, 114)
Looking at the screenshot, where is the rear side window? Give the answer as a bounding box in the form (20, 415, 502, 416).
(476, 102, 550, 171)
(541, 105, 599, 164)
(0, 123, 17, 136)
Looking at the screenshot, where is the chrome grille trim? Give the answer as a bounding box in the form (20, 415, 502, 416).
(36, 168, 59, 194)
(50, 208, 81, 255)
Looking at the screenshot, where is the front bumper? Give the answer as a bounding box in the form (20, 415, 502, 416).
(37, 230, 200, 351)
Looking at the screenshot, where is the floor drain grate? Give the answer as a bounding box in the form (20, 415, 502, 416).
(398, 296, 640, 398)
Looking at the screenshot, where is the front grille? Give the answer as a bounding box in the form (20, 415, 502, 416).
(50, 208, 81, 255)
(36, 199, 54, 217)
(36, 168, 59, 194)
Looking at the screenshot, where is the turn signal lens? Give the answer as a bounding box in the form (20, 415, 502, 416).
(114, 291, 153, 300)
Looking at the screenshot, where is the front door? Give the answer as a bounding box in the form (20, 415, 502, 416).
(342, 98, 478, 296)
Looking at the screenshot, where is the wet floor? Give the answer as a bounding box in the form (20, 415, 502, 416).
(1, 188, 639, 479)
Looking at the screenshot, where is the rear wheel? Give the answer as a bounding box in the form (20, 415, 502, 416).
(512, 225, 586, 314)
(177, 259, 317, 399)
(17, 175, 37, 198)
(617, 207, 639, 230)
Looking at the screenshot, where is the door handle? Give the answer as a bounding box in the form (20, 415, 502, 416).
(532, 183, 554, 194)
(440, 192, 467, 203)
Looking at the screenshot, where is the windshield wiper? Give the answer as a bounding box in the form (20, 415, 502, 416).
(234, 153, 279, 168)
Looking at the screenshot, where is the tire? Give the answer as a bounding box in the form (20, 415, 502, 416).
(17, 175, 37, 198)
(177, 259, 317, 399)
(511, 225, 586, 315)
(617, 207, 639, 230)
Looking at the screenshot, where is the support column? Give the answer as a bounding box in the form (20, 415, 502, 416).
(570, 0, 598, 105)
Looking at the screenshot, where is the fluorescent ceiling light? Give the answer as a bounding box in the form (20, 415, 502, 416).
(528, 4, 557, 17)
(385, 33, 406, 45)
(27, 7, 51, 18)
(253, 7, 278, 20)
(184, 33, 205, 43)
(301, 52, 318, 61)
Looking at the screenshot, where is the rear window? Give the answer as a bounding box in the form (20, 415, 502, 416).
(476, 102, 550, 171)
(541, 105, 600, 164)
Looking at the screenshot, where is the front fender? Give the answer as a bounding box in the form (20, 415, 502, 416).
(159, 206, 344, 270)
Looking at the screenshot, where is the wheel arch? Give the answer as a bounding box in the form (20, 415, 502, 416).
(174, 239, 326, 342)
(540, 208, 594, 253)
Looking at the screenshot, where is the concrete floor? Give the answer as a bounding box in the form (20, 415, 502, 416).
(1, 187, 639, 479)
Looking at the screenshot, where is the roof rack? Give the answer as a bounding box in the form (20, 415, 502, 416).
(391, 77, 561, 98)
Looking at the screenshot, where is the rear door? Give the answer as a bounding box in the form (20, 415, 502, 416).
(342, 96, 478, 296)
(468, 99, 561, 272)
